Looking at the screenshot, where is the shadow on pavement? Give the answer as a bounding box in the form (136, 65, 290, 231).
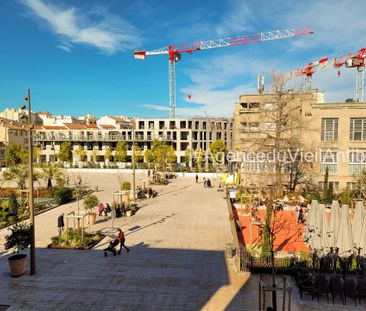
(0, 245, 229, 310)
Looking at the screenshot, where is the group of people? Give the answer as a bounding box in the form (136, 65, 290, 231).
(98, 203, 112, 216)
(195, 175, 212, 188)
(103, 228, 130, 256)
(203, 177, 212, 188)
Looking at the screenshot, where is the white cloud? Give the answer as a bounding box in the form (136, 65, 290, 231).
(22, 0, 141, 54)
(57, 44, 71, 52)
(287, 0, 366, 53)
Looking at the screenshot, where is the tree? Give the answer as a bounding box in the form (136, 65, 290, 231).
(115, 141, 127, 162)
(91, 150, 97, 163)
(184, 148, 193, 168)
(5, 144, 28, 166)
(134, 145, 143, 163)
(166, 145, 177, 164)
(83, 194, 99, 212)
(104, 147, 112, 162)
(209, 139, 227, 166)
(322, 166, 334, 204)
(3, 165, 29, 190)
(144, 149, 154, 168)
(194, 148, 204, 172)
(58, 142, 73, 163)
(3, 165, 41, 190)
(240, 72, 315, 196)
(75, 145, 86, 162)
(38, 163, 64, 189)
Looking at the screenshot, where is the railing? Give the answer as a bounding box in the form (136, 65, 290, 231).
(226, 193, 241, 272)
(258, 274, 292, 311)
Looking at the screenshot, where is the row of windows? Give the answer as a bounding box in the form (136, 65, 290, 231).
(321, 117, 366, 142)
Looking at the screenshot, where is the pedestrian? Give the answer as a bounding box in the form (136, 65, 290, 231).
(203, 177, 207, 188)
(104, 203, 112, 216)
(57, 213, 64, 235)
(148, 169, 151, 178)
(207, 178, 211, 188)
(98, 203, 105, 216)
(116, 228, 130, 254)
(195, 174, 198, 183)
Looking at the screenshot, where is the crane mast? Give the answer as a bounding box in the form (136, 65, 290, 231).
(134, 28, 313, 118)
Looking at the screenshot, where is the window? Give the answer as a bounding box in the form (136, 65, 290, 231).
(263, 103, 275, 110)
(241, 122, 260, 132)
(263, 123, 276, 131)
(348, 151, 366, 174)
(320, 151, 338, 174)
(350, 118, 366, 141)
(321, 118, 338, 141)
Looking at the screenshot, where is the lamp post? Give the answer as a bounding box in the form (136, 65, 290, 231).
(132, 123, 136, 201)
(20, 88, 36, 275)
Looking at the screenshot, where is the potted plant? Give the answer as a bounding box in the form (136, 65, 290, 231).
(4, 222, 31, 277)
(120, 181, 131, 204)
(126, 203, 138, 217)
(83, 194, 99, 226)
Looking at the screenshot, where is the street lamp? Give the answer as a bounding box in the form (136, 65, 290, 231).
(20, 88, 36, 275)
(131, 123, 136, 201)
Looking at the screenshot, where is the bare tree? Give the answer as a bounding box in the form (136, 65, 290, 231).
(239, 71, 317, 196)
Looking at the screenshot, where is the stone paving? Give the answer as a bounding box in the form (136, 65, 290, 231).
(0, 172, 363, 310)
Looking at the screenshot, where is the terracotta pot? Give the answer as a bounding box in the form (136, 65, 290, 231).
(88, 213, 97, 225)
(8, 254, 27, 277)
(122, 191, 131, 204)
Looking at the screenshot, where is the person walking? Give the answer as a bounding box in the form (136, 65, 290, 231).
(207, 178, 211, 188)
(57, 213, 64, 235)
(195, 174, 199, 183)
(116, 228, 130, 254)
(203, 177, 207, 188)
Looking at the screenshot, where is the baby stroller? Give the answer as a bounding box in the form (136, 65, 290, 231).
(104, 238, 119, 256)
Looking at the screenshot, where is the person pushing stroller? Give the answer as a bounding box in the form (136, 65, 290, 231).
(104, 228, 130, 256)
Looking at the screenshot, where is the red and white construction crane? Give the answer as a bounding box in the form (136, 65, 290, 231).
(345, 48, 366, 102)
(286, 48, 366, 102)
(286, 57, 329, 89)
(134, 28, 314, 118)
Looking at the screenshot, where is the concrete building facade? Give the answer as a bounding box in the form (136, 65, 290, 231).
(233, 90, 366, 190)
(33, 117, 233, 167)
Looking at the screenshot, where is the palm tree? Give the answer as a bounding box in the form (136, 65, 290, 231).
(37, 163, 64, 189)
(3, 165, 40, 190)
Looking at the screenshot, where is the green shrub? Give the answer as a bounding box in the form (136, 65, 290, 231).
(4, 222, 31, 255)
(53, 187, 73, 205)
(50, 228, 103, 248)
(8, 192, 19, 219)
(120, 181, 131, 191)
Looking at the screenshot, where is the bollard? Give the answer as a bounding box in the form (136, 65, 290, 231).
(226, 243, 234, 258)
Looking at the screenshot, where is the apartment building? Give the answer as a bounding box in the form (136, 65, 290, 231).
(34, 116, 233, 167)
(0, 118, 28, 166)
(233, 90, 366, 190)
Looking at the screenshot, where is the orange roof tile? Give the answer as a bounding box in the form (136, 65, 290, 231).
(43, 126, 67, 130)
(98, 124, 116, 129)
(63, 123, 86, 130)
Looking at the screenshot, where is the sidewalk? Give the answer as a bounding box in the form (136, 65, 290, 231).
(0, 173, 361, 310)
(0, 174, 248, 310)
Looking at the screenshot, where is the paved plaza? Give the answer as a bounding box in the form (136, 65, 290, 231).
(0, 171, 363, 310)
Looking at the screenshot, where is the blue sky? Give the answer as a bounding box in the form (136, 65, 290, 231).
(0, 0, 365, 118)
